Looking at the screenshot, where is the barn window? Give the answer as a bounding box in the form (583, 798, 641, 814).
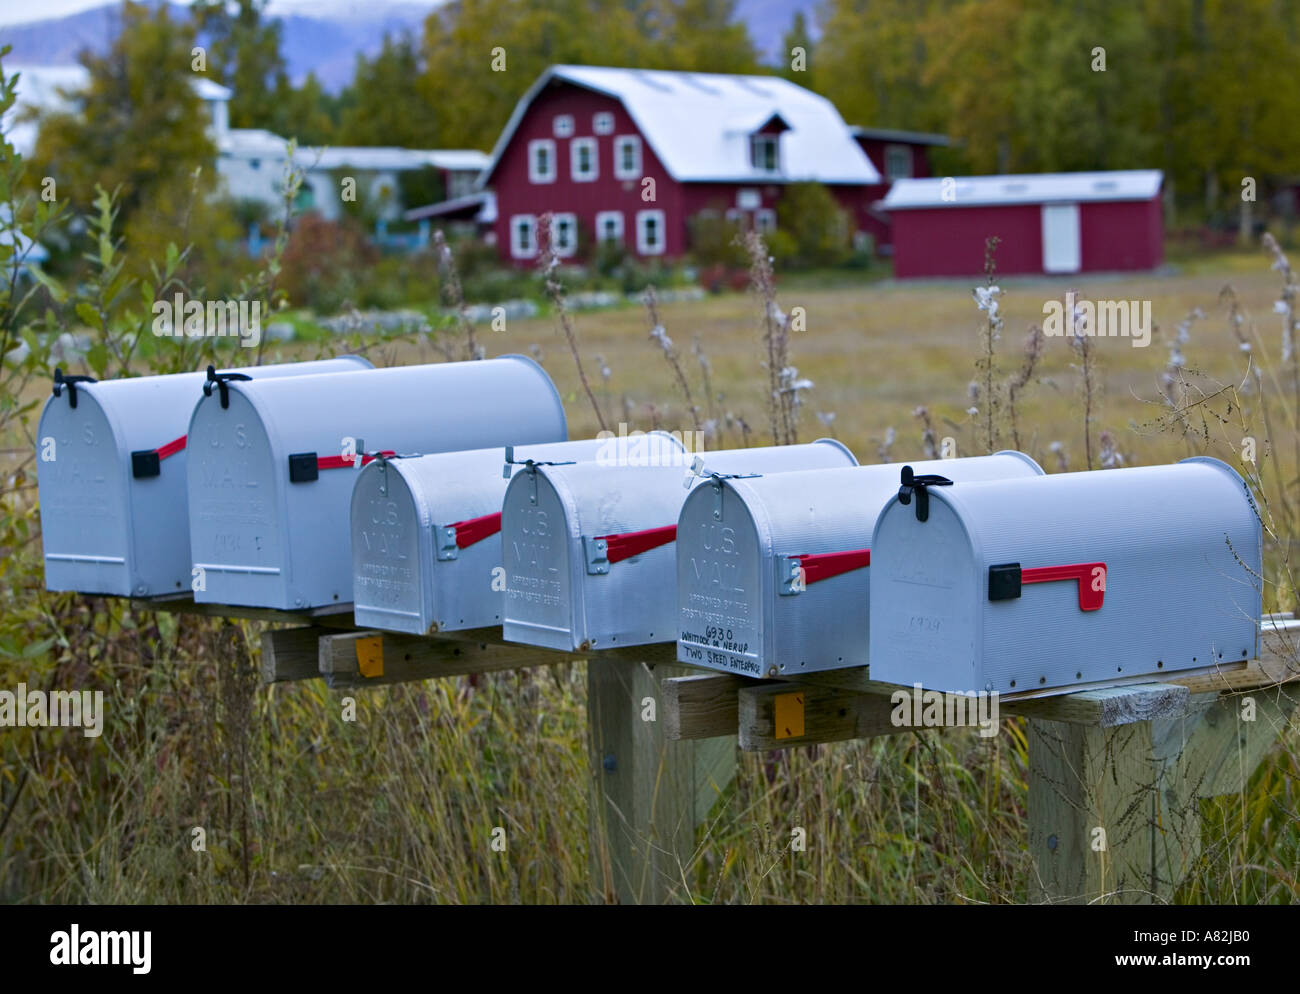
(636, 209, 665, 255)
(528, 139, 556, 183)
(550, 213, 578, 257)
(750, 134, 780, 172)
(510, 214, 538, 259)
(884, 144, 912, 180)
(614, 135, 642, 180)
(736, 189, 761, 210)
(755, 208, 777, 233)
(571, 137, 598, 182)
(596, 210, 624, 245)
(553, 115, 574, 138)
(593, 112, 615, 136)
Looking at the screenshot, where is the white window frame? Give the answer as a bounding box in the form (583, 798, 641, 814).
(593, 112, 615, 136)
(570, 137, 598, 182)
(510, 214, 538, 259)
(724, 207, 745, 227)
(553, 114, 574, 138)
(736, 188, 761, 210)
(755, 208, 777, 233)
(884, 143, 912, 181)
(636, 209, 666, 256)
(614, 135, 642, 180)
(751, 134, 779, 172)
(550, 212, 578, 258)
(528, 139, 556, 184)
(595, 210, 624, 245)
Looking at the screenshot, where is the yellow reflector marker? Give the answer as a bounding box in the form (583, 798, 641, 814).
(774, 691, 804, 739)
(355, 635, 384, 678)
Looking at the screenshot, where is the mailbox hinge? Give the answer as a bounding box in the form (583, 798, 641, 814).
(437, 525, 459, 561)
(583, 536, 610, 575)
(777, 556, 804, 596)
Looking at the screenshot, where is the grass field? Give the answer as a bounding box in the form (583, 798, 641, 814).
(3, 250, 1298, 905)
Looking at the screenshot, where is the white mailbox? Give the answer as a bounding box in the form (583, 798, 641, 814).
(868, 457, 1262, 695)
(36, 356, 371, 597)
(349, 436, 637, 634)
(186, 355, 567, 609)
(676, 452, 1044, 678)
(501, 439, 857, 651)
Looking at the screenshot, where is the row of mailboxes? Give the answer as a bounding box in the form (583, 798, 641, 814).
(500, 439, 859, 651)
(185, 356, 568, 610)
(38, 355, 1263, 698)
(36, 356, 372, 597)
(675, 452, 1045, 678)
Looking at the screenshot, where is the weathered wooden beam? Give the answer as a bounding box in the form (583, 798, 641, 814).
(1007, 683, 1191, 727)
(1158, 685, 1300, 799)
(662, 674, 750, 741)
(131, 594, 357, 629)
(586, 657, 736, 904)
(260, 626, 353, 683)
(737, 684, 905, 751)
(319, 630, 581, 688)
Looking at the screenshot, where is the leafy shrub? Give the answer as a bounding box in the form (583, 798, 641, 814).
(279, 213, 378, 313)
(776, 182, 852, 269)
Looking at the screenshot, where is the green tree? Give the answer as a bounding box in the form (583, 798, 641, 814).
(421, 0, 759, 150)
(30, 1, 232, 275)
(337, 34, 440, 147)
(269, 71, 338, 147)
(192, 0, 287, 130)
(815, 0, 949, 134)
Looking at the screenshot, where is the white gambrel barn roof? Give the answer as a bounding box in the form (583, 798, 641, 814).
(881, 170, 1164, 209)
(481, 64, 881, 186)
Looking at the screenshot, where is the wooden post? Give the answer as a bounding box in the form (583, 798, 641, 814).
(1029, 684, 1298, 904)
(586, 654, 736, 904)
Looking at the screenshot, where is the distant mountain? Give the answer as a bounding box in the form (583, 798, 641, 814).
(0, 0, 817, 91)
(0, 0, 435, 91)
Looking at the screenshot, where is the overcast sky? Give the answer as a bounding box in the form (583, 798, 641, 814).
(0, 0, 445, 28)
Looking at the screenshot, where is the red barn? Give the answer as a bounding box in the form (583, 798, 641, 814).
(848, 126, 949, 254)
(477, 65, 881, 264)
(880, 170, 1165, 278)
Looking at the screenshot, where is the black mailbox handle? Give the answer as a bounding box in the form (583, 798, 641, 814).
(203, 365, 253, 409)
(52, 368, 97, 409)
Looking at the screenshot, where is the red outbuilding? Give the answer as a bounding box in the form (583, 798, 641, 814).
(880, 170, 1165, 278)
(477, 64, 882, 265)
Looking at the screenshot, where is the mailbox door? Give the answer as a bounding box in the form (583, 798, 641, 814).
(36, 392, 130, 595)
(187, 389, 288, 607)
(676, 478, 768, 676)
(501, 467, 578, 649)
(351, 459, 430, 634)
(869, 495, 984, 693)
